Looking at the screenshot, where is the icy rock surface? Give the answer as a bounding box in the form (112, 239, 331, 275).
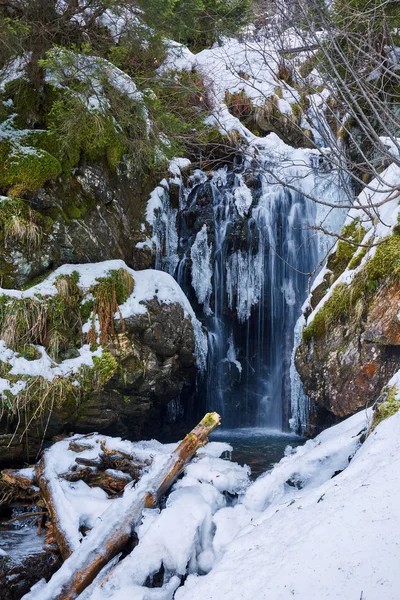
(190, 225, 213, 313)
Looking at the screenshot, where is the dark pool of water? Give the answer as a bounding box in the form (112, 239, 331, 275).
(210, 428, 304, 478)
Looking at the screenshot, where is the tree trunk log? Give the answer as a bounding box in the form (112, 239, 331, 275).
(23, 412, 220, 600)
(36, 458, 76, 561)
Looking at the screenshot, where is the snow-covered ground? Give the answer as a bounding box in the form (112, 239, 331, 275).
(177, 406, 400, 600)
(19, 387, 400, 600)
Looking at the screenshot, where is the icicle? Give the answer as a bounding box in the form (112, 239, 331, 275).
(190, 225, 213, 314)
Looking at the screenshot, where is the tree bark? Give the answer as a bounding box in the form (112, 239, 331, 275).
(36, 457, 76, 560)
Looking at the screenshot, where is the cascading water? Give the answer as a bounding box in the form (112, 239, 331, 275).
(149, 153, 346, 431)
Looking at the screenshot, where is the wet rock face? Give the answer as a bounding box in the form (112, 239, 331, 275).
(295, 280, 400, 424)
(1, 163, 154, 288)
(0, 300, 196, 466)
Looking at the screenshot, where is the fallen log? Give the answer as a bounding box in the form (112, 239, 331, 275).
(23, 412, 220, 600)
(36, 458, 79, 560)
(0, 467, 40, 504)
(74, 447, 147, 479)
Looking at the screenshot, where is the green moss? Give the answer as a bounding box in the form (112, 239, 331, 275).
(348, 246, 368, 270)
(4, 79, 42, 128)
(325, 219, 367, 283)
(291, 103, 303, 121)
(47, 94, 127, 173)
(303, 283, 351, 341)
(372, 386, 400, 430)
(15, 345, 41, 361)
(201, 413, 219, 427)
(0, 141, 61, 196)
(304, 233, 400, 342)
(366, 234, 400, 281)
(92, 351, 118, 387)
(302, 269, 368, 341)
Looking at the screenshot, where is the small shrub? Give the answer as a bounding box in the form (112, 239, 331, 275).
(372, 387, 400, 430)
(225, 90, 253, 119)
(88, 269, 134, 345)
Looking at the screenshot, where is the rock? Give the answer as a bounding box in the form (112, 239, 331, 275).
(295, 278, 400, 427)
(0, 266, 198, 465)
(0, 163, 156, 289)
(0, 528, 60, 600)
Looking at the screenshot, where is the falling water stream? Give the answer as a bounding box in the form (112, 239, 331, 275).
(152, 150, 346, 433)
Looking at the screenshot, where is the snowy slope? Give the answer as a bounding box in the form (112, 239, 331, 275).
(19, 383, 400, 599)
(177, 408, 400, 600)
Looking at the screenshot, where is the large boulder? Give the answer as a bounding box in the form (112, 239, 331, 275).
(0, 262, 205, 465)
(0, 163, 155, 289)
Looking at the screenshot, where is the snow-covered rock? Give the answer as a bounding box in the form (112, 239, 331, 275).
(0, 261, 207, 462)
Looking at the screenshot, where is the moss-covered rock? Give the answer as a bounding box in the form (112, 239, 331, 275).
(0, 141, 61, 197)
(371, 386, 400, 431)
(296, 233, 400, 425)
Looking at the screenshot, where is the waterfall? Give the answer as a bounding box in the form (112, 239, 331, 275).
(149, 154, 346, 431)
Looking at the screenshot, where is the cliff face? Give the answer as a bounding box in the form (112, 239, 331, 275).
(296, 278, 400, 424)
(295, 165, 400, 433)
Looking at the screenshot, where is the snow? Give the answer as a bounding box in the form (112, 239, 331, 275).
(23, 437, 249, 600)
(176, 407, 400, 600)
(0, 341, 102, 383)
(233, 176, 253, 217)
(44, 49, 142, 113)
(0, 260, 207, 377)
(305, 163, 400, 328)
(0, 55, 31, 92)
(35, 432, 179, 555)
(224, 333, 242, 374)
(183, 456, 250, 495)
(20, 386, 400, 600)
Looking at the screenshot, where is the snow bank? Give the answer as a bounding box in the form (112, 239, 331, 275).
(177, 406, 400, 600)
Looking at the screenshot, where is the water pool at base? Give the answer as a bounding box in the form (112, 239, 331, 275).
(210, 428, 305, 478)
